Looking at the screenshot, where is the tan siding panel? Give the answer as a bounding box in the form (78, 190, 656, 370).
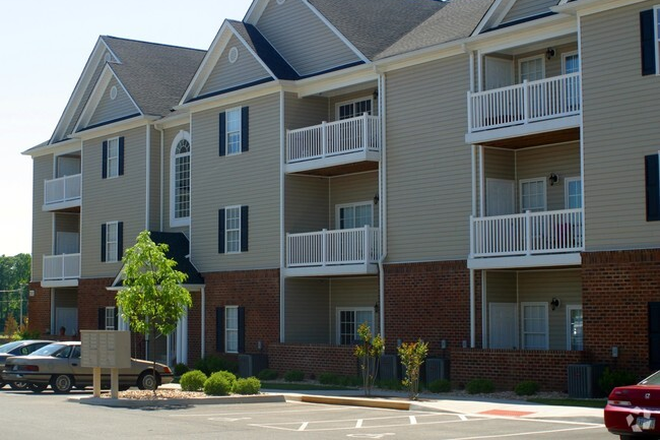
(329, 278, 379, 343)
(329, 172, 379, 229)
(32, 155, 54, 281)
(284, 92, 328, 131)
(63, 58, 107, 139)
(285, 175, 328, 234)
(502, 0, 557, 24)
(88, 77, 139, 127)
(285, 278, 330, 343)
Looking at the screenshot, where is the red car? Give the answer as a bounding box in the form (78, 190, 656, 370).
(605, 371, 660, 439)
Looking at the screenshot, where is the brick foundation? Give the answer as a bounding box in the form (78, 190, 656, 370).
(269, 343, 358, 378)
(27, 282, 51, 335)
(77, 278, 116, 332)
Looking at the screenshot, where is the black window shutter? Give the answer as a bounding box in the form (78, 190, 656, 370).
(646, 154, 660, 221)
(98, 308, 105, 330)
(241, 107, 249, 152)
(218, 209, 226, 253)
(118, 137, 125, 175)
(216, 307, 225, 352)
(641, 10, 656, 76)
(238, 306, 246, 353)
(219, 112, 226, 156)
(241, 206, 249, 252)
(650, 303, 660, 368)
(117, 222, 124, 260)
(102, 141, 108, 179)
(101, 224, 107, 262)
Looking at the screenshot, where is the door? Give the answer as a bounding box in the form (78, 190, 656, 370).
(56, 156, 81, 177)
(562, 52, 580, 111)
(55, 307, 78, 337)
(56, 232, 80, 254)
(486, 178, 515, 216)
(489, 303, 518, 349)
(485, 57, 514, 90)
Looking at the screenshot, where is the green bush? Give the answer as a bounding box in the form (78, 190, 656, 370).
(173, 363, 189, 377)
(319, 372, 340, 385)
(427, 379, 451, 393)
(180, 370, 207, 392)
(194, 355, 238, 376)
(233, 377, 261, 395)
(257, 369, 278, 381)
(599, 368, 637, 395)
(215, 370, 237, 389)
(377, 379, 404, 391)
(339, 376, 362, 387)
(466, 378, 495, 394)
(514, 380, 539, 396)
(284, 370, 304, 382)
(204, 372, 233, 396)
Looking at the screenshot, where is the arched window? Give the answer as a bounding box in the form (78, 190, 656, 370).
(170, 131, 191, 227)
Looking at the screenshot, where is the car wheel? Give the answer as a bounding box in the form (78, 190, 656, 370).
(137, 371, 159, 390)
(10, 381, 29, 390)
(29, 383, 47, 393)
(51, 374, 74, 394)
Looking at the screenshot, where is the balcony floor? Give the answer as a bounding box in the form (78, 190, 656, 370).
(285, 153, 379, 176)
(466, 117, 580, 148)
(284, 263, 379, 278)
(468, 252, 581, 270)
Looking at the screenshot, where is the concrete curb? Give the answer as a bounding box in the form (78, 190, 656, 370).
(74, 393, 286, 408)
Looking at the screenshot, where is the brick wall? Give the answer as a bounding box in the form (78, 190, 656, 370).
(269, 343, 358, 378)
(451, 348, 585, 391)
(582, 249, 660, 379)
(77, 278, 116, 332)
(27, 282, 51, 334)
(187, 291, 202, 365)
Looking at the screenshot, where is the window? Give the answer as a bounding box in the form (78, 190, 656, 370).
(170, 132, 191, 227)
(562, 52, 580, 110)
(105, 307, 116, 330)
(566, 305, 583, 351)
(337, 202, 373, 229)
(520, 178, 546, 212)
(519, 56, 544, 83)
(646, 154, 660, 221)
(640, 9, 660, 75)
(562, 52, 580, 75)
(216, 306, 244, 353)
(337, 308, 374, 345)
(219, 107, 249, 156)
(225, 306, 239, 353)
(564, 177, 582, 209)
(336, 98, 372, 120)
(521, 302, 548, 350)
(102, 137, 124, 179)
(218, 206, 248, 254)
(101, 221, 123, 262)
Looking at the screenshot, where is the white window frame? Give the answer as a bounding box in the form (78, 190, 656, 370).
(566, 305, 583, 351)
(170, 131, 192, 228)
(654, 6, 660, 75)
(561, 51, 580, 74)
(105, 306, 116, 330)
(335, 96, 373, 120)
(225, 107, 242, 156)
(225, 205, 241, 254)
(105, 221, 119, 263)
(519, 177, 547, 212)
(106, 137, 120, 179)
(336, 307, 375, 345)
(564, 176, 582, 209)
(521, 302, 549, 350)
(518, 55, 545, 83)
(335, 201, 374, 230)
(225, 306, 238, 354)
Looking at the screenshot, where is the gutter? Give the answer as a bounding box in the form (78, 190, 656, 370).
(376, 70, 388, 337)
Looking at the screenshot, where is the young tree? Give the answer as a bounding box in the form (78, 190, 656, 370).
(398, 339, 429, 400)
(116, 231, 191, 392)
(354, 322, 385, 396)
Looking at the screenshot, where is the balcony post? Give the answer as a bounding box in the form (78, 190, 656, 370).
(321, 229, 327, 267)
(523, 80, 529, 124)
(469, 215, 475, 258)
(321, 121, 327, 158)
(525, 210, 532, 255)
(467, 92, 473, 133)
(364, 225, 370, 267)
(362, 113, 368, 151)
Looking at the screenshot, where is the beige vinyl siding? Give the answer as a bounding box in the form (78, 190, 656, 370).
(581, 1, 660, 250)
(386, 55, 472, 262)
(54, 213, 79, 234)
(199, 35, 272, 97)
(501, 0, 557, 24)
(62, 56, 108, 140)
(284, 92, 327, 130)
(484, 148, 515, 181)
(328, 89, 379, 121)
(87, 77, 139, 128)
(163, 124, 191, 234)
(284, 278, 330, 343)
(329, 172, 379, 229)
(191, 93, 280, 272)
(149, 126, 161, 231)
(513, 43, 578, 81)
(81, 126, 147, 278)
(256, 0, 361, 76)
(330, 277, 379, 343)
(285, 175, 328, 233)
(32, 155, 54, 281)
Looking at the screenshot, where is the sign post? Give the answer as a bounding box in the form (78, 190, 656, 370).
(81, 330, 131, 398)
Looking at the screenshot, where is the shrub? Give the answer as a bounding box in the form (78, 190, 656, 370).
(173, 363, 189, 377)
(398, 339, 429, 400)
(194, 355, 238, 376)
(377, 379, 404, 391)
(233, 377, 261, 395)
(204, 372, 233, 396)
(599, 368, 637, 395)
(284, 370, 304, 382)
(215, 370, 237, 389)
(466, 378, 495, 394)
(257, 369, 278, 381)
(319, 372, 340, 385)
(180, 370, 207, 392)
(427, 379, 451, 393)
(514, 380, 539, 396)
(339, 376, 362, 387)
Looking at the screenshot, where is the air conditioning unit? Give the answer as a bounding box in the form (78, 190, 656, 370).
(238, 354, 268, 378)
(379, 355, 398, 380)
(567, 364, 606, 398)
(426, 358, 450, 382)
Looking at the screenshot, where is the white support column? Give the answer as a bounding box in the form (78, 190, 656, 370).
(470, 269, 475, 348)
(479, 145, 485, 217)
(481, 271, 487, 349)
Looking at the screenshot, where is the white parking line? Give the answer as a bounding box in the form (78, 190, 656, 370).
(409, 416, 417, 425)
(445, 425, 604, 440)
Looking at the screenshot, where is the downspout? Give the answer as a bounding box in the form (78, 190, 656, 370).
(279, 89, 286, 343)
(145, 124, 151, 230)
(377, 71, 387, 336)
(154, 125, 164, 231)
(201, 286, 205, 359)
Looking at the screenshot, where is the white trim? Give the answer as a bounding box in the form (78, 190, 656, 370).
(106, 137, 120, 179)
(228, 46, 239, 64)
(519, 177, 547, 212)
(335, 201, 374, 229)
(467, 252, 582, 270)
(225, 305, 239, 353)
(334, 96, 373, 120)
(169, 130, 192, 228)
(566, 305, 583, 351)
(224, 205, 242, 254)
(105, 306, 116, 330)
(561, 50, 579, 74)
(335, 307, 375, 345)
(518, 54, 545, 83)
(105, 221, 119, 263)
(564, 176, 582, 209)
(521, 302, 549, 350)
(225, 107, 243, 156)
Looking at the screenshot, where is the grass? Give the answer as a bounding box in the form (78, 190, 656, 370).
(261, 382, 355, 391)
(527, 397, 607, 408)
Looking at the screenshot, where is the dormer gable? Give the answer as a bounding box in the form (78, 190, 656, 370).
(473, 0, 560, 35)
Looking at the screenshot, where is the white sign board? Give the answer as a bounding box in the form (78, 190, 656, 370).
(80, 330, 131, 369)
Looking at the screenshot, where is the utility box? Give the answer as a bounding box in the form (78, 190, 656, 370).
(80, 330, 131, 369)
(426, 358, 450, 382)
(379, 355, 398, 380)
(567, 364, 606, 398)
(238, 354, 268, 378)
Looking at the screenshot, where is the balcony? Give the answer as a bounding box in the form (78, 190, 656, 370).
(43, 174, 81, 211)
(468, 209, 583, 269)
(285, 226, 381, 277)
(286, 114, 381, 175)
(466, 73, 581, 146)
(42, 254, 81, 287)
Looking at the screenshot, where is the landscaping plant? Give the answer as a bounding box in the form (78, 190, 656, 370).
(354, 322, 385, 396)
(180, 370, 207, 392)
(398, 339, 428, 400)
(233, 377, 261, 395)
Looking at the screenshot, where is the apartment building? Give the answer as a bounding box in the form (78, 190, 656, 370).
(25, 0, 660, 392)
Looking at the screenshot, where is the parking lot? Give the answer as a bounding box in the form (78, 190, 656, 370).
(1, 390, 608, 439)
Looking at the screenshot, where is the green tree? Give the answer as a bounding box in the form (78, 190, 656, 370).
(398, 339, 428, 400)
(116, 231, 191, 392)
(0, 254, 31, 335)
(354, 322, 384, 396)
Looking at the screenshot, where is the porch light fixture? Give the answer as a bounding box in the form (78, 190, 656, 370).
(549, 173, 559, 186)
(374, 302, 379, 314)
(373, 193, 380, 205)
(373, 88, 378, 101)
(546, 47, 556, 60)
(550, 297, 561, 311)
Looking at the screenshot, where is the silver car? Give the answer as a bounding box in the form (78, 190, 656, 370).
(0, 340, 52, 389)
(2, 341, 173, 393)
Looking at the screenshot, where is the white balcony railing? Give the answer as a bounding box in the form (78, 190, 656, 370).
(44, 174, 81, 206)
(286, 114, 381, 164)
(43, 254, 81, 281)
(286, 226, 381, 267)
(468, 73, 581, 132)
(470, 209, 583, 258)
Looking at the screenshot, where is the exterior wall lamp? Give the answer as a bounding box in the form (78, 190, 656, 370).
(546, 47, 556, 60)
(550, 297, 561, 311)
(549, 173, 559, 186)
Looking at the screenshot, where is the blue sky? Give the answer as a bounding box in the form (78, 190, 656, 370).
(0, 0, 253, 256)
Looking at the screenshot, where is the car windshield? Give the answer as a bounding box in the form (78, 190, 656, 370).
(30, 343, 71, 357)
(640, 371, 660, 386)
(0, 341, 24, 354)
